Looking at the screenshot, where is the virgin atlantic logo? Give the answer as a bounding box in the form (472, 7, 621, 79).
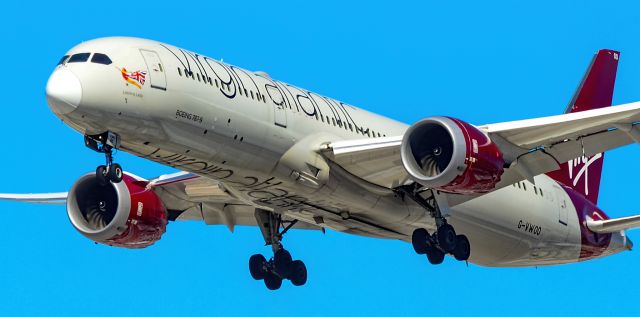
(567, 153, 602, 195)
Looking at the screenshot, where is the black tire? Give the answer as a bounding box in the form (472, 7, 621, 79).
(411, 228, 429, 255)
(273, 249, 293, 278)
(249, 254, 267, 280)
(96, 165, 108, 186)
(264, 272, 283, 290)
(290, 260, 307, 286)
(426, 246, 445, 265)
(108, 163, 123, 183)
(453, 235, 471, 261)
(437, 224, 457, 253)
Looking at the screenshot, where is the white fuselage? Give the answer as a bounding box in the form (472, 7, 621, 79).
(47, 37, 628, 267)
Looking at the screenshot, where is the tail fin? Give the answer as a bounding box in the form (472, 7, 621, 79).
(546, 49, 619, 204)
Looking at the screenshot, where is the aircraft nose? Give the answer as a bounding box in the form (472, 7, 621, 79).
(46, 68, 82, 115)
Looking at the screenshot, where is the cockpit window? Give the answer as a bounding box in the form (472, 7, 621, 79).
(67, 53, 91, 63)
(91, 53, 112, 65)
(57, 55, 69, 66)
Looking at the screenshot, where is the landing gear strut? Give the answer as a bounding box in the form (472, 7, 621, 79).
(249, 209, 307, 290)
(397, 184, 471, 265)
(85, 132, 123, 184)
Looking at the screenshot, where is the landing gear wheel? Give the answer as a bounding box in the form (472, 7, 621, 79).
(453, 235, 471, 261)
(426, 246, 445, 265)
(96, 165, 108, 185)
(249, 254, 267, 280)
(263, 272, 283, 290)
(274, 249, 293, 278)
(107, 163, 123, 183)
(289, 260, 307, 286)
(437, 224, 457, 253)
(411, 228, 429, 255)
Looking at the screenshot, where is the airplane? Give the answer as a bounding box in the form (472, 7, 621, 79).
(2, 37, 640, 291)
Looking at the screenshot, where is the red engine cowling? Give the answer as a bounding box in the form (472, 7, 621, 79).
(400, 116, 505, 194)
(66, 173, 167, 248)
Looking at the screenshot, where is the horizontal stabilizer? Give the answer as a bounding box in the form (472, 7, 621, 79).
(586, 214, 640, 233)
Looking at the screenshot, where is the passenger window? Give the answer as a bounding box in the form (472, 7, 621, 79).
(67, 53, 91, 63)
(91, 53, 112, 65)
(57, 55, 69, 66)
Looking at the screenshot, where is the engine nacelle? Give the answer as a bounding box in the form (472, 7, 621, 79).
(400, 116, 505, 194)
(66, 173, 167, 248)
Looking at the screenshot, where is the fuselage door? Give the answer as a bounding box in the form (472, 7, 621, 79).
(557, 188, 568, 226)
(140, 49, 167, 90)
(266, 85, 287, 128)
(274, 104, 287, 128)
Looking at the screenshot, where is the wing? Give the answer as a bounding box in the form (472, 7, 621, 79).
(0, 192, 67, 204)
(481, 101, 640, 182)
(0, 171, 319, 232)
(323, 101, 640, 193)
(587, 214, 640, 233)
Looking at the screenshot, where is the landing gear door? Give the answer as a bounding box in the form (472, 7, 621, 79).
(140, 49, 167, 90)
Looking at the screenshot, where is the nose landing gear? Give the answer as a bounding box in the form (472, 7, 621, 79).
(397, 185, 471, 265)
(250, 209, 308, 290)
(85, 132, 123, 184)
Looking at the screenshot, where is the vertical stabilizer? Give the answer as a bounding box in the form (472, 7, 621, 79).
(546, 49, 619, 204)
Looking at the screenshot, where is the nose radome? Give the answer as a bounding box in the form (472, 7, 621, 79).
(46, 68, 82, 115)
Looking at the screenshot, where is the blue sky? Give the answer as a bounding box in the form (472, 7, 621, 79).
(1, 1, 639, 316)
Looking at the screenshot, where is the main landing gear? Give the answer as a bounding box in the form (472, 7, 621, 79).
(396, 185, 471, 265)
(85, 132, 123, 185)
(249, 209, 307, 290)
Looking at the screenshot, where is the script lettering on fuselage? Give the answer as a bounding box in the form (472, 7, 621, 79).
(139, 147, 311, 210)
(158, 45, 370, 135)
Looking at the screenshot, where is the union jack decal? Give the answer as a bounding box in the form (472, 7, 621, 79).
(119, 67, 147, 89)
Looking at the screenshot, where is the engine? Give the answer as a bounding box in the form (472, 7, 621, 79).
(400, 116, 505, 194)
(66, 173, 168, 248)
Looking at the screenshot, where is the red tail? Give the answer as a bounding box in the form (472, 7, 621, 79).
(546, 49, 619, 204)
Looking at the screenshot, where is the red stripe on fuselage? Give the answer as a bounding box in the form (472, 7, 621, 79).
(561, 183, 611, 260)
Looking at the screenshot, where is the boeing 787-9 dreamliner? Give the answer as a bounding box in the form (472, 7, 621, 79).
(2, 37, 639, 290)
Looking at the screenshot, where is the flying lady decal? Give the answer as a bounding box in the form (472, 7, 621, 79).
(119, 67, 147, 89)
